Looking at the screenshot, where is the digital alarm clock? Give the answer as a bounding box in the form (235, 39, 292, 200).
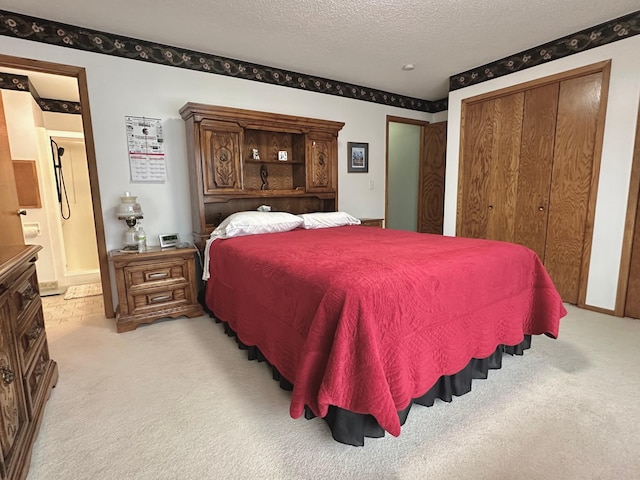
(159, 233, 179, 248)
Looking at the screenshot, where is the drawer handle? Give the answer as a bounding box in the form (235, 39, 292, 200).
(148, 272, 169, 279)
(1, 366, 15, 385)
(150, 294, 172, 303)
(28, 324, 43, 342)
(21, 285, 38, 302)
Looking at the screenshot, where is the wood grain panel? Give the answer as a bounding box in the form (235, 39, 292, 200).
(0, 94, 25, 247)
(624, 102, 640, 318)
(513, 83, 559, 260)
(545, 73, 602, 303)
(459, 100, 495, 239)
(626, 192, 640, 318)
(486, 92, 524, 242)
(12, 160, 42, 209)
(419, 121, 447, 234)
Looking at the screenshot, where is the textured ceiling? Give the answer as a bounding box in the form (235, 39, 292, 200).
(0, 0, 638, 101)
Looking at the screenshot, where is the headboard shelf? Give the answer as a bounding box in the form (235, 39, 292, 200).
(181, 103, 344, 249)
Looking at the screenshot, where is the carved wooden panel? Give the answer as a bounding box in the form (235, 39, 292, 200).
(0, 298, 24, 472)
(200, 120, 242, 193)
(306, 136, 334, 191)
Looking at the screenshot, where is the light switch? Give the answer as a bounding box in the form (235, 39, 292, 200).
(369, 180, 374, 190)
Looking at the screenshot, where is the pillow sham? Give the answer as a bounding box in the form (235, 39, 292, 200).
(212, 211, 303, 239)
(297, 211, 361, 229)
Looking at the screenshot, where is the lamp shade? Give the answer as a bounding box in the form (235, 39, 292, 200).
(116, 192, 144, 219)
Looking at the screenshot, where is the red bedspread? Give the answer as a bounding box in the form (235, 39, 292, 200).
(205, 227, 566, 436)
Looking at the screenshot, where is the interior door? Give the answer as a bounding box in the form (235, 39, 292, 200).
(418, 121, 447, 234)
(0, 93, 24, 247)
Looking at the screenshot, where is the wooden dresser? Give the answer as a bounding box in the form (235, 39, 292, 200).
(109, 247, 204, 333)
(0, 245, 58, 480)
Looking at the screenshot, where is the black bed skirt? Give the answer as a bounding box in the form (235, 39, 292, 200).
(211, 314, 532, 446)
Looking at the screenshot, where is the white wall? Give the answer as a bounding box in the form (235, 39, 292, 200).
(445, 35, 640, 311)
(0, 36, 433, 306)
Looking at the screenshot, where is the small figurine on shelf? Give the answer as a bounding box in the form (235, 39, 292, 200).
(252, 148, 260, 160)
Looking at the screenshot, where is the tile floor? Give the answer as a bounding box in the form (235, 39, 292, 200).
(41, 293, 105, 327)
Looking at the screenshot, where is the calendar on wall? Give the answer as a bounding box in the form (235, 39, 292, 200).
(125, 116, 167, 183)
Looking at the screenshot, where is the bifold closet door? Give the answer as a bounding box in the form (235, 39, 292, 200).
(459, 100, 494, 239)
(544, 72, 603, 304)
(513, 83, 559, 261)
(485, 93, 524, 243)
(458, 93, 523, 241)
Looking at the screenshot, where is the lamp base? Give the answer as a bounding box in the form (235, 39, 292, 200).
(123, 228, 138, 248)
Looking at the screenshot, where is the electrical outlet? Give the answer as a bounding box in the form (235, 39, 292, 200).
(369, 179, 374, 190)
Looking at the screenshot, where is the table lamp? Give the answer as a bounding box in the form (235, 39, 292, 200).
(116, 192, 144, 249)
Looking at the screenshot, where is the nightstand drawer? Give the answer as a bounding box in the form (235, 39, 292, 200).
(124, 258, 190, 290)
(127, 285, 192, 316)
(359, 218, 384, 228)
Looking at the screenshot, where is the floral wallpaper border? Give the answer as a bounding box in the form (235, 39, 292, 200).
(0, 10, 442, 113)
(1, 10, 636, 114)
(0, 70, 82, 114)
(451, 10, 639, 92)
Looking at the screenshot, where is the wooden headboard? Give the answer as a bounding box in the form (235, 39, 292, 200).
(180, 103, 345, 249)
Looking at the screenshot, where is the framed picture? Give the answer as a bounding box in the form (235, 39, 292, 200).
(347, 142, 369, 173)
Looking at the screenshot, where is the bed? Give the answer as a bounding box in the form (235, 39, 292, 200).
(202, 211, 567, 445)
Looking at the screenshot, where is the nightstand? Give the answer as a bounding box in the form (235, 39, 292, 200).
(109, 246, 204, 333)
(359, 218, 384, 228)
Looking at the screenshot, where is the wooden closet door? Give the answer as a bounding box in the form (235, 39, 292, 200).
(418, 121, 447, 234)
(459, 100, 495, 239)
(513, 83, 559, 261)
(544, 72, 603, 303)
(626, 198, 640, 318)
(486, 93, 524, 243)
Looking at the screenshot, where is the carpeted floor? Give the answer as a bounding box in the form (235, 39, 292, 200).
(28, 304, 640, 480)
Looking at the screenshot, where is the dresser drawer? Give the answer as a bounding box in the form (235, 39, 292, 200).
(127, 285, 192, 316)
(124, 258, 190, 290)
(23, 337, 51, 421)
(17, 302, 45, 370)
(10, 264, 39, 326)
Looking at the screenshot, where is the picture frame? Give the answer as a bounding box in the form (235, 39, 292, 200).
(347, 142, 369, 173)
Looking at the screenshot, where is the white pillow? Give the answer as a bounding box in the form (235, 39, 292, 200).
(211, 211, 303, 239)
(297, 211, 361, 229)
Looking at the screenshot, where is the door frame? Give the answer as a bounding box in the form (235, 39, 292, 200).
(457, 60, 611, 311)
(0, 53, 114, 318)
(385, 116, 430, 229)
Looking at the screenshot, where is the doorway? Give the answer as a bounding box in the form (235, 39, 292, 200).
(0, 54, 114, 318)
(385, 116, 447, 234)
(387, 120, 423, 231)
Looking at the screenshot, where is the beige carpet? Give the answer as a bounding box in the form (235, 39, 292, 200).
(63, 283, 103, 300)
(28, 305, 640, 480)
